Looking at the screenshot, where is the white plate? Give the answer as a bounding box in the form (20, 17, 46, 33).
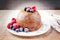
(7, 23, 50, 36)
(7, 10, 51, 36)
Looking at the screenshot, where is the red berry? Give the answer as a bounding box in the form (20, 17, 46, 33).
(12, 18, 16, 21)
(7, 23, 12, 29)
(11, 20, 16, 24)
(7, 18, 16, 29)
(13, 23, 20, 29)
(32, 6, 36, 9)
(32, 6, 36, 11)
(11, 18, 16, 24)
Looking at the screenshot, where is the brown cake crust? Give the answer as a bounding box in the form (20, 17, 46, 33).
(16, 10, 42, 32)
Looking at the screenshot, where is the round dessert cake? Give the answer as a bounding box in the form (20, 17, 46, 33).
(16, 6, 41, 32)
(7, 6, 42, 32)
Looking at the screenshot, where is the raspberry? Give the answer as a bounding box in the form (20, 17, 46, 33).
(32, 6, 36, 11)
(11, 20, 16, 24)
(7, 18, 16, 29)
(13, 23, 20, 29)
(12, 18, 16, 21)
(7, 23, 12, 29)
(11, 18, 16, 24)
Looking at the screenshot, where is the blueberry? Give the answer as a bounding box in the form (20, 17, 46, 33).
(26, 7, 31, 12)
(24, 7, 27, 11)
(30, 9, 34, 13)
(19, 27, 23, 32)
(10, 25, 13, 30)
(12, 27, 16, 31)
(15, 28, 19, 32)
(24, 27, 29, 32)
(10, 25, 16, 31)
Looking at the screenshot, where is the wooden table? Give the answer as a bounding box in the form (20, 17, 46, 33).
(0, 10, 60, 40)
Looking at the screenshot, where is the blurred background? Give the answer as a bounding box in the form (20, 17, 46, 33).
(0, 0, 60, 10)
